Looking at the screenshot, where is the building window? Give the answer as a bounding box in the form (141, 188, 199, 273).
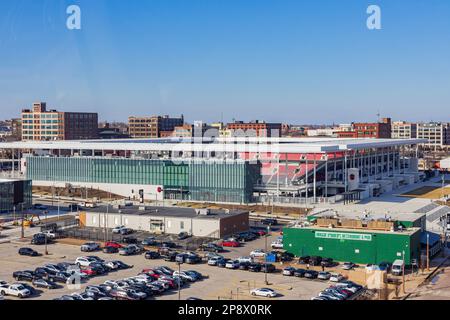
(318, 247, 323, 251)
(167, 220, 172, 228)
(180, 221, 184, 230)
(355, 249, 360, 254)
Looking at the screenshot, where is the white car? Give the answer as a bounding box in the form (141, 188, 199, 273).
(0, 284, 31, 298)
(173, 271, 196, 282)
(225, 260, 240, 269)
(250, 249, 266, 258)
(330, 273, 345, 282)
(271, 241, 283, 249)
(80, 242, 101, 252)
(250, 288, 278, 298)
(208, 256, 223, 266)
(104, 261, 119, 270)
(75, 256, 96, 267)
(237, 256, 253, 264)
(112, 226, 126, 234)
(42, 231, 57, 239)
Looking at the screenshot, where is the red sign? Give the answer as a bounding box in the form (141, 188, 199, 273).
(157, 187, 163, 193)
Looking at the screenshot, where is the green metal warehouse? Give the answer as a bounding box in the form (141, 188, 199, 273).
(283, 225, 421, 265)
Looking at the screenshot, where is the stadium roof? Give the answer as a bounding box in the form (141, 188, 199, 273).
(0, 137, 426, 154)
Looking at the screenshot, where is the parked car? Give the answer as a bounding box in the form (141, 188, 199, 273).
(75, 257, 96, 267)
(119, 244, 142, 256)
(42, 230, 57, 240)
(237, 256, 253, 264)
(104, 241, 122, 249)
(309, 256, 322, 266)
(145, 251, 160, 259)
(378, 262, 391, 272)
(208, 256, 223, 266)
(318, 271, 331, 280)
(225, 260, 240, 269)
(282, 267, 296, 276)
(112, 226, 126, 234)
(31, 234, 48, 245)
(32, 278, 57, 289)
(18, 247, 39, 257)
(271, 241, 283, 249)
(261, 263, 276, 273)
(103, 246, 119, 254)
(248, 263, 262, 272)
(250, 249, 266, 258)
(330, 273, 345, 282)
(261, 218, 278, 225)
(250, 288, 277, 298)
(173, 271, 197, 282)
(142, 237, 158, 246)
(121, 236, 138, 244)
(177, 232, 191, 240)
(298, 256, 310, 264)
(342, 262, 356, 270)
(13, 271, 36, 282)
(32, 203, 47, 210)
(0, 283, 31, 298)
(162, 252, 178, 262)
(221, 240, 240, 247)
(294, 268, 307, 278)
(80, 242, 101, 252)
(185, 254, 201, 264)
(217, 258, 229, 268)
(200, 243, 223, 253)
(321, 258, 334, 268)
(391, 260, 404, 276)
(112, 260, 133, 269)
(239, 262, 251, 270)
(304, 270, 319, 279)
(160, 241, 176, 248)
(68, 204, 82, 211)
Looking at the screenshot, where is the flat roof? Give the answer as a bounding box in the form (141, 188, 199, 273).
(0, 137, 426, 154)
(296, 224, 420, 236)
(85, 205, 247, 220)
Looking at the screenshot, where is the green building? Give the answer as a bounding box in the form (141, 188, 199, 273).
(25, 156, 260, 203)
(283, 226, 421, 265)
(0, 179, 32, 213)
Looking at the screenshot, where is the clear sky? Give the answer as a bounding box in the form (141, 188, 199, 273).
(1, 0, 450, 124)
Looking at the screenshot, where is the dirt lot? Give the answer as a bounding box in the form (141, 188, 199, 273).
(33, 186, 124, 201)
(0, 234, 329, 300)
(400, 186, 450, 199)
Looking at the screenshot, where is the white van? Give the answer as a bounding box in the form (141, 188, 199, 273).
(391, 259, 404, 276)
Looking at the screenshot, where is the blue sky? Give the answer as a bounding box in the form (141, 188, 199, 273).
(1, 0, 450, 124)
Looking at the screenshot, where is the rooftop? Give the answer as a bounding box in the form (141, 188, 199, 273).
(0, 137, 426, 154)
(86, 205, 247, 220)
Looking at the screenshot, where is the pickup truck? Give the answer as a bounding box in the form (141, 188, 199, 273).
(0, 283, 31, 298)
(42, 230, 57, 239)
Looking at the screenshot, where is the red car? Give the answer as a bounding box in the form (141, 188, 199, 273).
(141, 269, 161, 279)
(254, 230, 267, 236)
(221, 240, 240, 247)
(104, 241, 122, 248)
(80, 266, 96, 276)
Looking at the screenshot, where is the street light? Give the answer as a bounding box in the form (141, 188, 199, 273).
(44, 210, 49, 255)
(177, 261, 183, 300)
(402, 250, 406, 294)
(426, 233, 430, 271)
(264, 225, 270, 285)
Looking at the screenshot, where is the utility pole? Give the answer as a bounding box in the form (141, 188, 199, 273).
(44, 210, 49, 255)
(402, 250, 406, 294)
(264, 225, 270, 285)
(426, 234, 430, 271)
(177, 262, 182, 300)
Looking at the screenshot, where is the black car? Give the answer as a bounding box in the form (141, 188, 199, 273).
(160, 241, 176, 248)
(162, 252, 178, 262)
(13, 270, 36, 282)
(261, 218, 278, 225)
(32, 278, 58, 289)
(239, 262, 251, 270)
(31, 234, 47, 245)
(119, 228, 134, 235)
(279, 252, 294, 262)
(200, 243, 223, 253)
(103, 246, 119, 254)
(121, 236, 138, 244)
(47, 272, 70, 283)
(321, 258, 334, 268)
(185, 254, 201, 264)
(248, 263, 262, 272)
(18, 247, 39, 256)
(309, 256, 322, 266)
(68, 204, 82, 211)
(236, 232, 257, 242)
(261, 263, 276, 273)
(304, 270, 319, 279)
(217, 258, 229, 268)
(142, 237, 158, 246)
(113, 260, 133, 270)
(34, 267, 50, 278)
(177, 232, 191, 240)
(144, 251, 160, 259)
(90, 263, 108, 275)
(293, 268, 307, 277)
(298, 256, 310, 264)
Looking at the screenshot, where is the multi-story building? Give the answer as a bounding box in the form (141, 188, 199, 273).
(21, 102, 98, 141)
(173, 121, 217, 138)
(417, 122, 450, 150)
(337, 118, 392, 139)
(226, 120, 282, 137)
(128, 115, 184, 138)
(392, 121, 417, 139)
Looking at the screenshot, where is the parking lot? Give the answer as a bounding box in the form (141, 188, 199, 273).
(0, 229, 330, 300)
